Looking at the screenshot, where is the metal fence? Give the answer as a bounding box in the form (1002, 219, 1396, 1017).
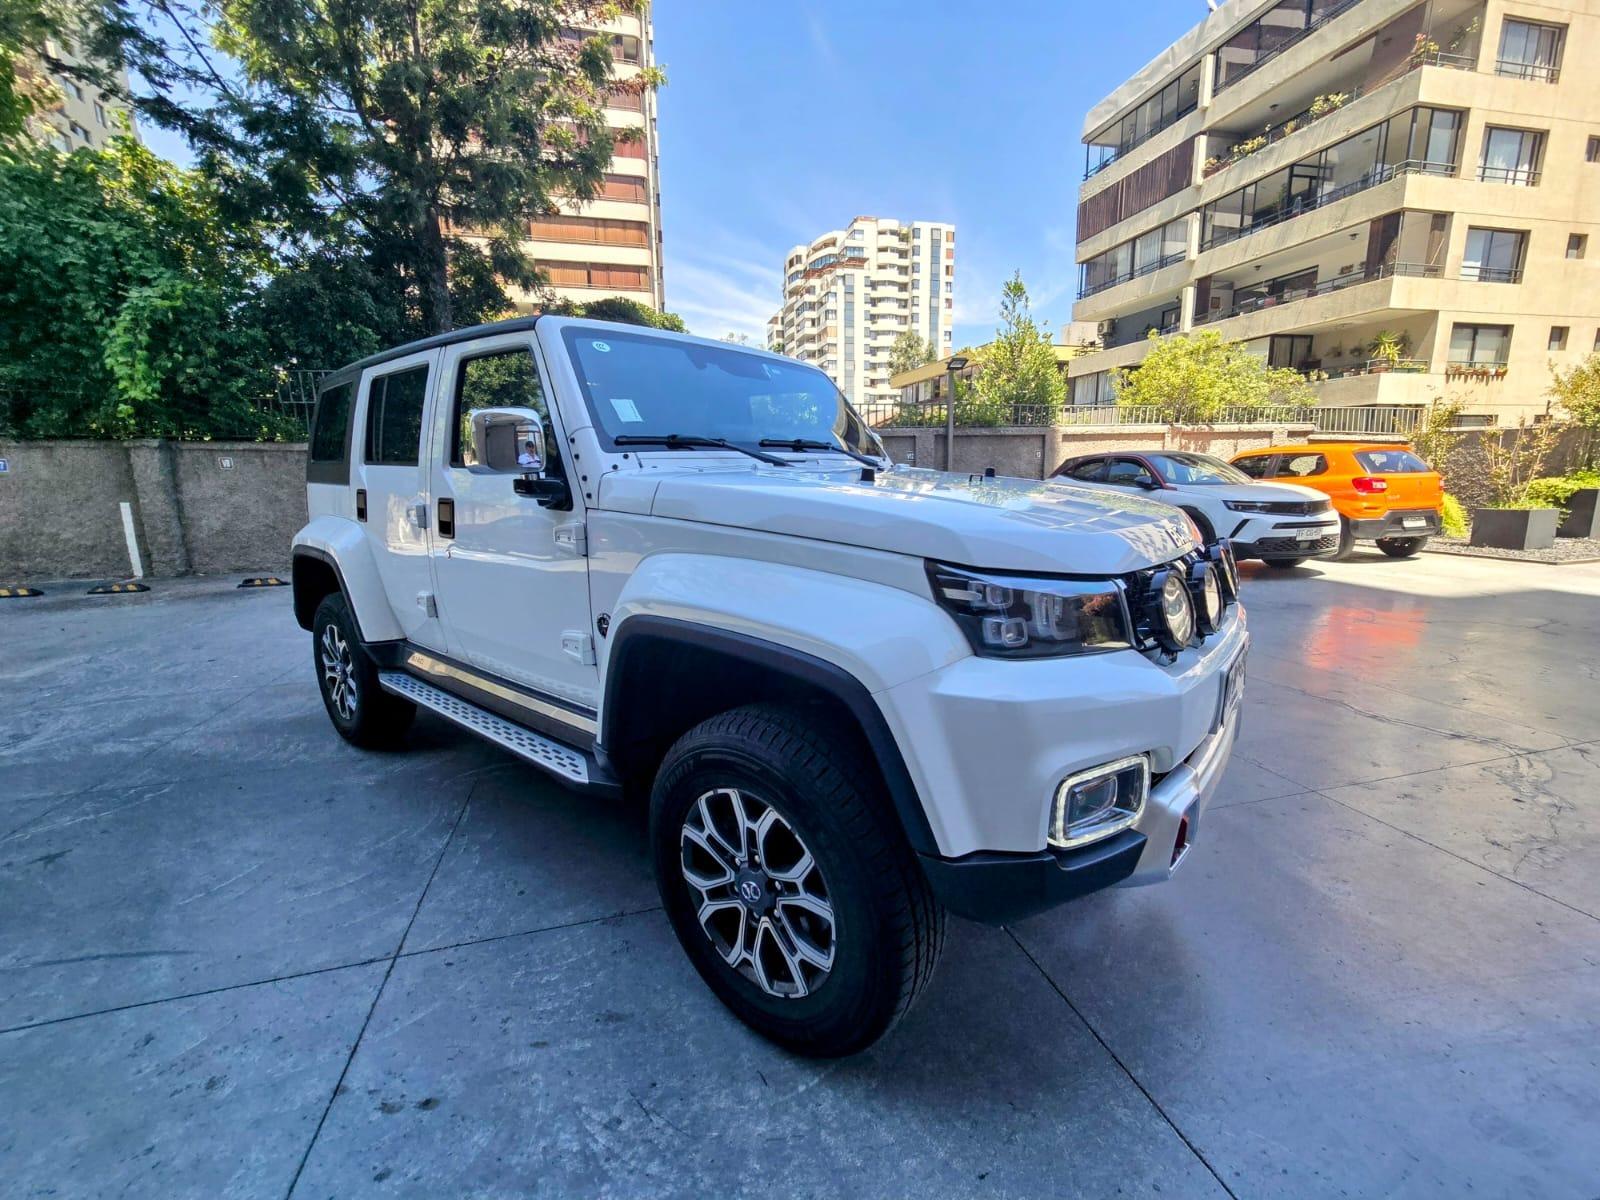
(862, 401, 1432, 437)
(254, 369, 329, 436)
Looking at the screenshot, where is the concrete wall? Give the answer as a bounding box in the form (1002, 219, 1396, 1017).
(0, 440, 307, 581)
(878, 422, 1313, 479)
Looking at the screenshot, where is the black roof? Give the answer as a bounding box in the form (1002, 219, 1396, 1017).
(320, 316, 544, 389)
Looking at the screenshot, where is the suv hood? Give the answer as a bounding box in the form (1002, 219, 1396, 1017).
(601, 461, 1200, 575)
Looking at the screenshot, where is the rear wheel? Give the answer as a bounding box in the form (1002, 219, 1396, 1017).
(1376, 535, 1428, 558)
(312, 592, 414, 748)
(650, 704, 944, 1057)
(1328, 517, 1357, 561)
(1263, 557, 1306, 569)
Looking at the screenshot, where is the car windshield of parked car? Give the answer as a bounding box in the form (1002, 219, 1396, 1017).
(1147, 452, 1253, 485)
(1355, 450, 1432, 473)
(560, 326, 884, 457)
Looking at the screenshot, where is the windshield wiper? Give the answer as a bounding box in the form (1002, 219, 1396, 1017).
(758, 437, 880, 469)
(613, 433, 790, 466)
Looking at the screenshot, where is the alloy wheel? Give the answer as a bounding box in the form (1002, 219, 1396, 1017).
(320, 622, 358, 722)
(680, 787, 835, 999)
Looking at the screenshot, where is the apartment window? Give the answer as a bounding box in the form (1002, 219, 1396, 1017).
(1594, 330, 1600, 352)
(528, 215, 649, 247)
(1461, 228, 1526, 283)
(542, 261, 650, 290)
(1549, 326, 1569, 352)
(1479, 127, 1544, 185)
(1496, 19, 1563, 82)
(1449, 323, 1512, 365)
(94, 101, 106, 127)
(1083, 61, 1202, 172)
(61, 78, 84, 101)
(1212, 0, 1353, 93)
(69, 121, 91, 144)
(597, 173, 648, 203)
(1590, 137, 1600, 163)
(1079, 218, 1187, 297)
(1568, 234, 1588, 261)
(604, 88, 643, 112)
(611, 134, 646, 159)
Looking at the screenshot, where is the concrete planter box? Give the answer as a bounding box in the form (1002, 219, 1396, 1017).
(1470, 507, 1559, 551)
(1557, 489, 1600, 539)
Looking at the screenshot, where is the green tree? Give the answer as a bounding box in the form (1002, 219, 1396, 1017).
(888, 328, 934, 376)
(1114, 330, 1314, 422)
(1548, 351, 1600, 468)
(968, 272, 1064, 424)
(103, 0, 658, 333)
(544, 294, 686, 332)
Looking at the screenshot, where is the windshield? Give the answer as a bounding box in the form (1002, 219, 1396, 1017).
(1147, 452, 1253, 485)
(559, 325, 885, 458)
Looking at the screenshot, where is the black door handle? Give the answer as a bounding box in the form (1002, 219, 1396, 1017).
(437, 498, 455, 539)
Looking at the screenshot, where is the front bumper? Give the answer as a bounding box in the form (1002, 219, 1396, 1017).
(1350, 509, 1440, 539)
(883, 609, 1249, 923)
(1231, 514, 1341, 560)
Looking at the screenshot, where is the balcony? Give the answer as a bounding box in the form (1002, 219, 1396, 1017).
(1476, 165, 1540, 186)
(1195, 262, 1439, 326)
(1083, 100, 1199, 181)
(1212, 0, 1365, 96)
(1200, 159, 1453, 253)
(1077, 250, 1187, 300)
(1459, 265, 1521, 283)
(1494, 59, 1559, 82)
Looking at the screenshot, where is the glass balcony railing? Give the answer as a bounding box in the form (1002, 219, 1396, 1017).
(1194, 261, 1439, 326)
(1077, 250, 1187, 300)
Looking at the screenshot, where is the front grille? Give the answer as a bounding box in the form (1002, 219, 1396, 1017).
(1256, 499, 1332, 515)
(1256, 534, 1337, 554)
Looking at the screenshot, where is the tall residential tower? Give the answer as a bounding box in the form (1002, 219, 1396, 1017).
(771, 216, 956, 406)
(1068, 0, 1599, 420)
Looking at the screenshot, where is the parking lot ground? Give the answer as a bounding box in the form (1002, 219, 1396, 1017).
(3, 550, 1599, 1199)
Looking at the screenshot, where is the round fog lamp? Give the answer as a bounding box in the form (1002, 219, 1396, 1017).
(1189, 561, 1223, 634)
(1153, 568, 1194, 652)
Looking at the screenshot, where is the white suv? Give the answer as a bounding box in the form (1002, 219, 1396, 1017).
(292, 317, 1249, 1056)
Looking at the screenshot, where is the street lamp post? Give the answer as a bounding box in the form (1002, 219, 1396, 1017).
(943, 355, 969, 471)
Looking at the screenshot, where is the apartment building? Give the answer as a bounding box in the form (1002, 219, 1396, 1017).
(770, 216, 956, 406)
(23, 37, 136, 152)
(509, 10, 664, 311)
(1068, 0, 1600, 420)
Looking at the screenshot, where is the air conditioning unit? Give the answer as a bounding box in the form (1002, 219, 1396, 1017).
(1097, 319, 1118, 339)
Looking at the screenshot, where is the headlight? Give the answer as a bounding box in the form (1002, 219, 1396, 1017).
(1147, 566, 1194, 653)
(927, 562, 1132, 658)
(1223, 499, 1276, 513)
(1050, 755, 1149, 848)
(1189, 561, 1223, 634)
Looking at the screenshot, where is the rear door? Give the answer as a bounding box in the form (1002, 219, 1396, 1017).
(1353, 447, 1443, 511)
(353, 351, 448, 649)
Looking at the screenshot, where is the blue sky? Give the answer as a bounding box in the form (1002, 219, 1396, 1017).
(656, 0, 1212, 347)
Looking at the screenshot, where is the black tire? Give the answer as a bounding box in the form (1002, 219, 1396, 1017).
(311, 592, 415, 748)
(1328, 517, 1357, 561)
(650, 703, 945, 1057)
(1179, 507, 1216, 544)
(1376, 535, 1428, 558)
(1263, 557, 1306, 569)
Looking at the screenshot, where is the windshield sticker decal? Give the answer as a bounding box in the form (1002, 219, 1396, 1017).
(610, 397, 643, 423)
(591, 340, 611, 353)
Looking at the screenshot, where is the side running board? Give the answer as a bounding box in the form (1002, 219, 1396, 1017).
(378, 672, 615, 793)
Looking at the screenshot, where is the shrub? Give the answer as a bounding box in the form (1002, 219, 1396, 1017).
(1523, 470, 1600, 514)
(1440, 493, 1469, 537)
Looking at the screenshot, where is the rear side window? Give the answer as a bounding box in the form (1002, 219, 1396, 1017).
(1278, 453, 1328, 478)
(1231, 455, 1275, 479)
(310, 381, 354, 463)
(1355, 449, 1431, 473)
(364, 366, 429, 466)
(1061, 459, 1106, 481)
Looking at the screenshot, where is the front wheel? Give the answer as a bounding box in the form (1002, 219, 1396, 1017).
(650, 704, 945, 1057)
(1328, 517, 1356, 561)
(312, 592, 415, 748)
(1377, 535, 1428, 558)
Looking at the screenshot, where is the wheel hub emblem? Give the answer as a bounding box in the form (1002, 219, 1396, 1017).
(738, 879, 763, 904)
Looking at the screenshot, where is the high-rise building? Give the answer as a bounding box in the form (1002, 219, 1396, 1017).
(772, 216, 956, 406)
(23, 36, 137, 153)
(511, 10, 664, 311)
(1067, 0, 1599, 421)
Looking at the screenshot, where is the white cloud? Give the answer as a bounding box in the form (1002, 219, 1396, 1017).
(663, 244, 782, 344)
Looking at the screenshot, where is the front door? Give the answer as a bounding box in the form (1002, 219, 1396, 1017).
(427, 331, 598, 715)
(354, 350, 448, 649)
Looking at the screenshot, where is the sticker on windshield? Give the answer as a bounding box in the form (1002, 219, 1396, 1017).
(609, 397, 643, 423)
(591, 340, 611, 353)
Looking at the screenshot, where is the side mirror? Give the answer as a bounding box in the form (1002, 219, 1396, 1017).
(513, 475, 570, 508)
(1139, 478, 1162, 490)
(468, 407, 546, 474)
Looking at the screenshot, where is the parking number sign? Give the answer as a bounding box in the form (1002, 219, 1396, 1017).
(0, 458, 9, 473)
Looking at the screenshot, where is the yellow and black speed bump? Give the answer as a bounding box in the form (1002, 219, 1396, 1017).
(0, 585, 45, 598)
(238, 576, 288, 588)
(87, 582, 151, 595)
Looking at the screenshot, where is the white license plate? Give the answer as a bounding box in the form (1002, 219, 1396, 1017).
(1402, 517, 1426, 529)
(1295, 527, 1326, 541)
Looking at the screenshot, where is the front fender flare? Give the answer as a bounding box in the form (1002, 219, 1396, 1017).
(291, 516, 404, 644)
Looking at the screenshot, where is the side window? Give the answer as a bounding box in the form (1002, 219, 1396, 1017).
(1105, 458, 1155, 486)
(1279, 453, 1328, 477)
(1230, 455, 1273, 479)
(364, 366, 429, 466)
(310, 380, 355, 463)
(452, 349, 552, 470)
(1063, 459, 1106, 482)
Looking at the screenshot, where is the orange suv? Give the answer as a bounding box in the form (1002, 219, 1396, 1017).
(1229, 443, 1444, 560)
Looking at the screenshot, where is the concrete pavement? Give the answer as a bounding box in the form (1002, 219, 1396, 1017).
(2, 551, 1597, 1198)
